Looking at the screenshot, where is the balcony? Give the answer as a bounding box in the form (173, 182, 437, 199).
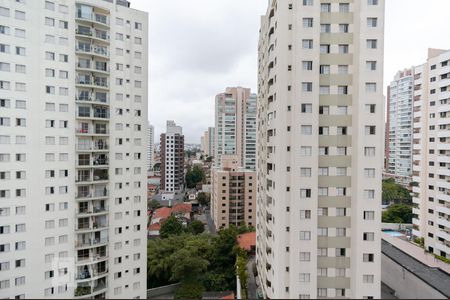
(76, 11, 109, 26)
(76, 187, 108, 200)
(76, 44, 109, 58)
(75, 236, 108, 248)
(74, 277, 107, 298)
(77, 62, 110, 75)
(76, 28, 110, 43)
(76, 78, 109, 90)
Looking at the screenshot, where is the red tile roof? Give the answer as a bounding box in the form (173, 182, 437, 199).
(153, 207, 171, 219)
(237, 232, 256, 251)
(148, 223, 161, 231)
(172, 203, 192, 214)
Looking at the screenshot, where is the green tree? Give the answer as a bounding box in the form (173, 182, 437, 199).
(382, 178, 412, 205)
(197, 192, 210, 206)
(160, 216, 184, 238)
(175, 281, 204, 299)
(186, 165, 205, 188)
(188, 220, 205, 235)
(382, 204, 413, 223)
(149, 200, 161, 211)
(236, 249, 248, 299)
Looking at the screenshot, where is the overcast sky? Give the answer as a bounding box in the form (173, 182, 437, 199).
(131, 0, 450, 144)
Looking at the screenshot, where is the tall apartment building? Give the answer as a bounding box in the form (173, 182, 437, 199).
(160, 121, 184, 193)
(386, 69, 414, 178)
(0, 1, 148, 298)
(201, 127, 215, 158)
(211, 155, 256, 230)
(148, 123, 154, 172)
(412, 48, 450, 259)
(214, 87, 257, 170)
(256, 0, 385, 298)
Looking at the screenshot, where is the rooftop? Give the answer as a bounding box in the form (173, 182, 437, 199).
(237, 232, 256, 252)
(382, 239, 450, 298)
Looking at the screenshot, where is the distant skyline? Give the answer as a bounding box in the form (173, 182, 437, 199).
(132, 0, 450, 143)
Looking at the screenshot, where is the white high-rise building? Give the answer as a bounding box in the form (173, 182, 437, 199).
(0, 1, 148, 298)
(214, 87, 256, 170)
(256, 0, 385, 298)
(412, 48, 450, 260)
(148, 123, 154, 171)
(386, 69, 414, 178)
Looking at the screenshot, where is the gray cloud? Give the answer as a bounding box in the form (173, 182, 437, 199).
(131, 0, 450, 143)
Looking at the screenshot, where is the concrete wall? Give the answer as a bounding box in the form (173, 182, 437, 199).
(382, 253, 446, 299)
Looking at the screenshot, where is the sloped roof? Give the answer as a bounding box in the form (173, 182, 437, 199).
(237, 232, 256, 251)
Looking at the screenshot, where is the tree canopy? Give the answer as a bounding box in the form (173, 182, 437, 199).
(197, 192, 210, 206)
(187, 220, 206, 235)
(160, 216, 184, 238)
(186, 165, 205, 188)
(147, 225, 255, 294)
(382, 204, 413, 224)
(382, 178, 412, 205)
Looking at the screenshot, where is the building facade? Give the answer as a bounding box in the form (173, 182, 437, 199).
(201, 127, 215, 158)
(256, 0, 385, 298)
(214, 87, 256, 170)
(160, 120, 184, 193)
(211, 155, 256, 230)
(0, 0, 148, 298)
(412, 48, 450, 259)
(386, 69, 414, 178)
(148, 123, 154, 172)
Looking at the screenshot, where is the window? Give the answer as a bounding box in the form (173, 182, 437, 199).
(300, 146, 312, 156)
(15, 64, 26, 73)
(364, 147, 375, 157)
(320, 44, 330, 54)
(339, 24, 349, 33)
(363, 232, 375, 241)
(367, 18, 377, 27)
(320, 86, 330, 95)
(0, 7, 9, 17)
(363, 275, 374, 283)
(319, 168, 329, 176)
(337, 187, 346, 196)
(301, 104, 312, 113)
(302, 61, 313, 70)
(339, 3, 350, 12)
(365, 126, 376, 135)
(366, 83, 377, 92)
(319, 147, 329, 156)
(302, 39, 313, 49)
(339, 44, 349, 54)
(319, 106, 329, 115)
(321, 24, 331, 33)
(365, 104, 376, 113)
(301, 125, 312, 135)
(45, 17, 55, 26)
(300, 231, 311, 240)
(320, 65, 330, 74)
(303, 18, 313, 28)
(299, 273, 310, 282)
(318, 228, 328, 236)
(363, 253, 374, 262)
(336, 228, 346, 237)
(15, 10, 25, 20)
(16, 47, 25, 56)
(338, 65, 349, 74)
(300, 168, 311, 177)
(0, 25, 10, 35)
(300, 210, 311, 219)
(300, 189, 311, 199)
(367, 39, 377, 49)
(318, 187, 328, 196)
(364, 189, 375, 199)
(319, 126, 329, 136)
(364, 211, 375, 220)
(0, 44, 9, 54)
(321, 3, 331, 12)
(336, 167, 347, 176)
(302, 82, 313, 92)
(303, 0, 313, 5)
(368, 0, 378, 5)
(338, 86, 348, 95)
(364, 168, 375, 178)
(318, 288, 327, 297)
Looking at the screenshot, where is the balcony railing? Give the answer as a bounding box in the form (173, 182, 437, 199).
(76, 45, 109, 57)
(75, 237, 108, 248)
(76, 11, 109, 25)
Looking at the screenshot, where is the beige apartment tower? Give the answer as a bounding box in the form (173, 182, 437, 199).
(211, 155, 256, 230)
(412, 48, 450, 259)
(256, 0, 385, 299)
